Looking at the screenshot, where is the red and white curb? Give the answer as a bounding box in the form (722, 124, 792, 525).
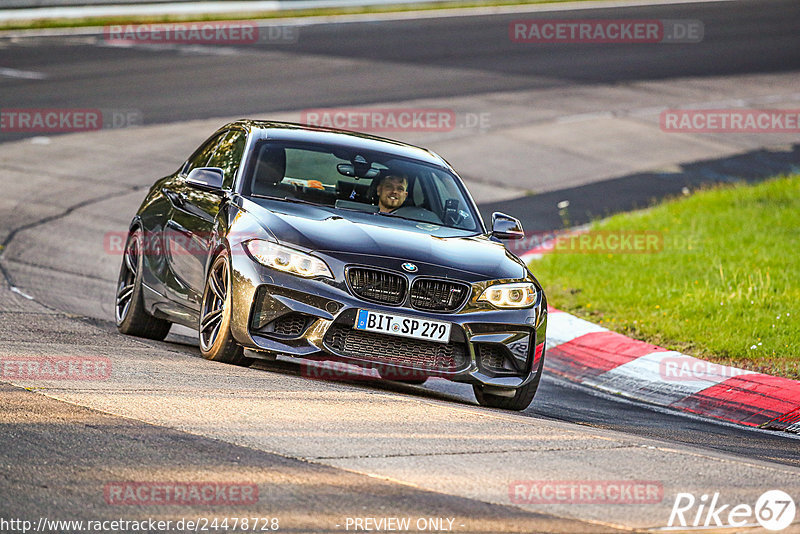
(544, 307, 800, 433)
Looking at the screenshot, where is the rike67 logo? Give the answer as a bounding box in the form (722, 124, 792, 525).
(668, 490, 796, 531)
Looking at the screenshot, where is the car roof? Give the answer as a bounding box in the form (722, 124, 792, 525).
(226, 120, 451, 169)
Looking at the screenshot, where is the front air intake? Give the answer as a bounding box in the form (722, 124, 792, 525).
(347, 267, 407, 305)
(410, 278, 470, 312)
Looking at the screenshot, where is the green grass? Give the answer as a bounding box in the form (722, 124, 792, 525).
(532, 175, 800, 379)
(0, 0, 616, 31)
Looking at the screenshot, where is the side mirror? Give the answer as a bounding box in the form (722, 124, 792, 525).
(491, 212, 524, 240)
(185, 167, 224, 191)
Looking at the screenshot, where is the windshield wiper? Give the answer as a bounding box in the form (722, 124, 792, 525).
(249, 194, 326, 207)
(372, 210, 426, 224)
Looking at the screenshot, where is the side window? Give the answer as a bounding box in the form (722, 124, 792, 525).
(207, 130, 247, 189)
(181, 132, 225, 176)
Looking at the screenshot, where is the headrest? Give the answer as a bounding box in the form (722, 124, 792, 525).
(251, 146, 287, 196)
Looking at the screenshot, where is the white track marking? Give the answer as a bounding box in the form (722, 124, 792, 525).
(0, 67, 47, 80)
(546, 310, 608, 348)
(589, 350, 755, 404)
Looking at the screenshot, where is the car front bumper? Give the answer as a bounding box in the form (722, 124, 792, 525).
(228, 244, 547, 389)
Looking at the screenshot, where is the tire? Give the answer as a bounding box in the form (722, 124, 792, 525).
(473, 357, 544, 411)
(115, 228, 172, 340)
(199, 251, 253, 367)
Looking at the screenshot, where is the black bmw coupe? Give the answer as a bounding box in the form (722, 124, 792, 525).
(115, 121, 547, 410)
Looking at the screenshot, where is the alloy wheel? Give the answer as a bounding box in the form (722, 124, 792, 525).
(200, 255, 228, 351)
(115, 232, 140, 324)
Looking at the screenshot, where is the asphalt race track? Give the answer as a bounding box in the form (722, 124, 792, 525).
(1, 0, 800, 532)
(2, 0, 800, 126)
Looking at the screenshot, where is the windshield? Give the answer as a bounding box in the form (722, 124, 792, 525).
(242, 140, 480, 231)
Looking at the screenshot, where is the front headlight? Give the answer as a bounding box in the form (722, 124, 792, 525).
(243, 240, 333, 279)
(478, 282, 537, 308)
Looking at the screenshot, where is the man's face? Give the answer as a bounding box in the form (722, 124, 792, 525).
(376, 175, 408, 212)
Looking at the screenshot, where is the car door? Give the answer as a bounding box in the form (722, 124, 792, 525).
(161, 130, 236, 308)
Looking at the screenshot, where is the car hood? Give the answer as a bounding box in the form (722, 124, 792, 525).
(241, 199, 526, 281)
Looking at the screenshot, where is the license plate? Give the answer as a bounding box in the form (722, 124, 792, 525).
(354, 310, 451, 344)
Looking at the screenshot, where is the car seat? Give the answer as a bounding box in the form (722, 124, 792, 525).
(251, 146, 287, 196)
